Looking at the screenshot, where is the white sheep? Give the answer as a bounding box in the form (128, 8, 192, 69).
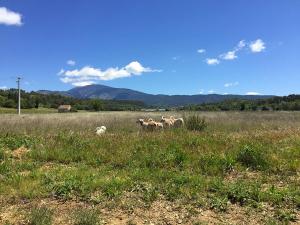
(160, 116, 174, 128)
(137, 119, 163, 131)
(173, 118, 184, 128)
(137, 119, 149, 130)
(96, 126, 106, 135)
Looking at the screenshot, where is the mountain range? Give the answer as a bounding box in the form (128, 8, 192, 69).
(38, 84, 274, 107)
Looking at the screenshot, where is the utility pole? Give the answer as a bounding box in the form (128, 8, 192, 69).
(17, 77, 21, 115)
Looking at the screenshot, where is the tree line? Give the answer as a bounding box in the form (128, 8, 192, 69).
(0, 89, 145, 111)
(183, 95, 300, 111)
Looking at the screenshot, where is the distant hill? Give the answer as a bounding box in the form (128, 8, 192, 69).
(38, 84, 274, 107)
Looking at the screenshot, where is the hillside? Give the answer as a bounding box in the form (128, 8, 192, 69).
(38, 84, 274, 107)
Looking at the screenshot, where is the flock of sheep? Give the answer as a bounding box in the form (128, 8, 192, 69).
(95, 116, 184, 135)
(136, 116, 184, 131)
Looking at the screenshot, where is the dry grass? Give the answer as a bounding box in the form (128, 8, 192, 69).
(0, 111, 299, 224)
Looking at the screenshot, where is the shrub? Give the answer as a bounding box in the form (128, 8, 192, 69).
(226, 181, 261, 206)
(28, 206, 53, 225)
(237, 145, 268, 170)
(275, 209, 297, 222)
(198, 154, 235, 176)
(0, 135, 36, 150)
(185, 115, 207, 131)
(73, 208, 101, 225)
(209, 196, 228, 212)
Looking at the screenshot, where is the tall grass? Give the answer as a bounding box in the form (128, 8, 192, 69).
(0, 111, 299, 224)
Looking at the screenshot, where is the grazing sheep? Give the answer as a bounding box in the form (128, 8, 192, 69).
(137, 119, 149, 130)
(173, 118, 184, 128)
(137, 119, 163, 131)
(168, 116, 184, 128)
(155, 122, 164, 129)
(96, 126, 106, 135)
(160, 116, 174, 128)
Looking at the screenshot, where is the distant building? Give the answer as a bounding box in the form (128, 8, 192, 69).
(141, 108, 167, 112)
(58, 105, 71, 113)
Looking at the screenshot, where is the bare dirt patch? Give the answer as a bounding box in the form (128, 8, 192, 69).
(1, 197, 298, 225)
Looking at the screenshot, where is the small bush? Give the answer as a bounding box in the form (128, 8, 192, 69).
(275, 209, 297, 222)
(198, 154, 235, 176)
(209, 196, 228, 212)
(73, 208, 101, 225)
(28, 206, 53, 225)
(0, 135, 36, 150)
(185, 115, 207, 131)
(237, 145, 268, 170)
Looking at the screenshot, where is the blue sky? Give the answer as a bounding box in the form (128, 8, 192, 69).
(0, 0, 299, 96)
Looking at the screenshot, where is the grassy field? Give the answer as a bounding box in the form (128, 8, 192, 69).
(0, 111, 299, 224)
(0, 107, 57, 114)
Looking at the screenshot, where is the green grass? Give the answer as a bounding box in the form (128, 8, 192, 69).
(0, 107, 57, 114)
(0, 111, 299, 224)
(73, 208, 101, 225)
(28, 206, 53, 225)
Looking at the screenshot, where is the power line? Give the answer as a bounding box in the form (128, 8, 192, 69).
(17, 77, 21, 115)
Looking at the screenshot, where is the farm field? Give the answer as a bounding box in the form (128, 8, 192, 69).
(0, 107, 57, 114)
(0, 111, 299, 225)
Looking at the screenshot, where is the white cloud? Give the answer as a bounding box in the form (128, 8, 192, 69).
(205, 39, 265, 66)
(197, 49, 206, 54)
(199, 89, 204, 94)
(172, 56, 180, 60)
(67, 60, 76, 66)
(0, 7, 22, 26)
(0, 86, 8, 90)
(72, 81, 96, 87)
(249, 39, 265, 53)
(220, 51, 237, 60)
(208, 90, 215, 94)
(219, 40, 246, 61)
(236, 40, 246, 50)
(206, 58, 220, 65)
(223, 93, 229, 95)
(246, 92, 261, 95)
(224, 81, 239, 87)
(57, 69, 65, 76)
(59, 61, 161, 86)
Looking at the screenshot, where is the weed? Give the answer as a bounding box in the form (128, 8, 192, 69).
(198, 154, 235, 176)
(237, 145, 269, 170)
(28, 206, 53, 225)
(275, 209, 297, 223)
(209, 196, 228, 212)
(73, 208, 101, 225)
(185, 115, 207, 131)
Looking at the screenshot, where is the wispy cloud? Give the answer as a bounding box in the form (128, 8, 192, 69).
(219, 40, 246, 61)
(204, 39, 265, 65)
(236, 40, 246, 51)
(199, 89, 204, 94)
(172, 56, 180, 60)
(67, 60, 76, 66)
(206, 58, 220, 65)
(208, 90, 215, 94)
(59, 61, 162, 86)
(224, 81, 239, 87)
(249, 39, 265, 53)
(197, 49, 206, 54)
(72, 81, 96, 87)
(0, 7, 22, 26)
(220, 51, 237, 60)
(57, 69, 65, 76)
(246, 92, 261, 95)
(0, 86, 8, 90)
